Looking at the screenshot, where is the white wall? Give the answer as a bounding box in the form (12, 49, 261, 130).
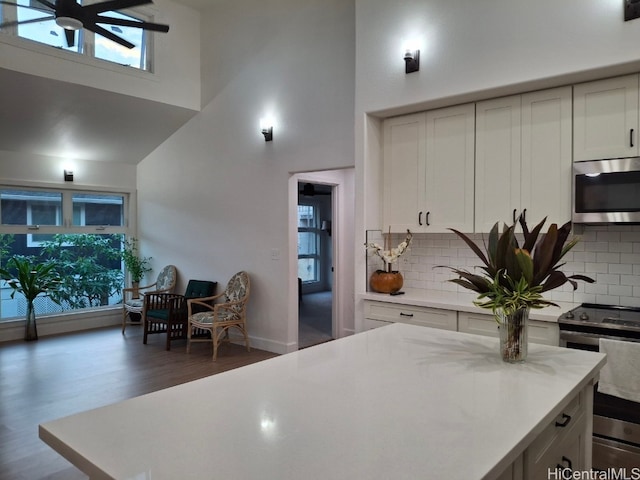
(137, 0, 355, 353)
(355, 0, 640, 325)
(0, 0, 201, 110)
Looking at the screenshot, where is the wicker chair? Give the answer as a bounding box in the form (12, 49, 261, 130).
(186, 271, 251, 360)
(143, 280, 217, 351)
(121, 265, 177, 333)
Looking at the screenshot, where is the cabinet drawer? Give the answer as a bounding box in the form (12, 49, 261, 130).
(458, 312, 559, 346)
(530, 412, 585, 480)
(527, 390, 584, 466)
(364, 301, 457, 331)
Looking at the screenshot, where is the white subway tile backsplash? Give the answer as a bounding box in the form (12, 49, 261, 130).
(369, 225, 640, 308)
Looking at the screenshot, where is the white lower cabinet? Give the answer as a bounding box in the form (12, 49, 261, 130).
(458, 311, 559, 346)
(364, 301, 457, 330)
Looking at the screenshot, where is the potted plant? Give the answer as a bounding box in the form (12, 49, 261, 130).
(441, 217, 594, 362)
(122, 237, 151, 297)
(365, 229, 412, 293)
(0, 256, 61, 341)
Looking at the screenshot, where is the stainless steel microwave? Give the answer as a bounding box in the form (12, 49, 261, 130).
(573, 158, 640, 223)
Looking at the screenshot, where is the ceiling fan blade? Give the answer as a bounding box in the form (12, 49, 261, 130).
(0, 15, 55, 29)
(32, 0, 56, 10)
(84, 0, 151, 15)
(64, 28, 75, 48)
(94, 16, 169, 32)
(85, 23, 135, 49)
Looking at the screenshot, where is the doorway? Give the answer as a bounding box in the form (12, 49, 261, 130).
(297, 182, 333, 348)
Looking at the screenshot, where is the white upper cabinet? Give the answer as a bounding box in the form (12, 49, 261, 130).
(382, 104, 475, 233)
(424, 104, 475, 232)
(521, 87, 573, 227)
(475, 95, 522, 232)
(382, 113, 425, 232)
(573, 74, 640, 161)
(476, 88, 572, 232)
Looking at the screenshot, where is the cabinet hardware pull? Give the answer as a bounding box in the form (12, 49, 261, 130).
(399, 312, 414, 317)
(556, 456, 573, 470)
(555, 413, 571, 427)
(418, 211, 423, 226)
(426, 211, 430, 226)
(512, 209, 517, 223)
(632, 129, 635, 148)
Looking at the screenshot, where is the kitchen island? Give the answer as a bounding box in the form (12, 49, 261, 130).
(39, 323, 605, 480)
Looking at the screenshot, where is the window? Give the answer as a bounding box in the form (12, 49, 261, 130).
(0, 1, 153, 71)
(298, 203, 320, 283)
(0, 187, 130, 322)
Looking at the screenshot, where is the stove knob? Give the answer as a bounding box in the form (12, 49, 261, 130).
(579, 312, 589, 321)
(565, 311, 575, 319)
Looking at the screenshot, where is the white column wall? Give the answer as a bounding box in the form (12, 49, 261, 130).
(137, 0, 355, 353)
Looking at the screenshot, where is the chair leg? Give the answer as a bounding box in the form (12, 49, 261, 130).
(212, 327, 220, 361)
(122, 309, 127, 334)
(186, 322, 192, 353)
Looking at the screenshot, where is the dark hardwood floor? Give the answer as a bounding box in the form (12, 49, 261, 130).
(0, 325, 278, 480)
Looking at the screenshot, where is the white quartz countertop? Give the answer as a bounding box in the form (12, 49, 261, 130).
(40, 324, 605, 480)
(360, 289, 579, 323)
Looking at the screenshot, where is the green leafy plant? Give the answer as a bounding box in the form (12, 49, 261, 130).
(122, 237, 151, 283)
(442, 217, 594, 316)
(40, 234, 124, 309)
(0, 256, 62, 305)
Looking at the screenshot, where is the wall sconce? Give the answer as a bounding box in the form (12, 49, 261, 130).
(64, 170, 74, 182)
(625, 0, 640, 21)
(404, 49, 420, 74)
(321, 220, 332, 236)
(260, 118, 274, 142)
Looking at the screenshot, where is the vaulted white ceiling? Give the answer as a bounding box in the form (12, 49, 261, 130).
(0, 67, 198, 165)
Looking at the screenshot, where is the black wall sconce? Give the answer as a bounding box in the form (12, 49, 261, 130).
(64, 170, 74, 182)
(625, 0, 640, 20)
(261, 126, 273, 142)
(404, 49, 420, 74)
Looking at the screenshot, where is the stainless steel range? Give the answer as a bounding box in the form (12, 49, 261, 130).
(559, 303, 640, 471)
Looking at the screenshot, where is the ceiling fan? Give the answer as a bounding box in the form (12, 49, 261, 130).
(0, 0, 169, 49)
(299, 183, 331, 196)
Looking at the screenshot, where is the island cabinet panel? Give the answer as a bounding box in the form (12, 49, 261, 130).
(573, 74, 639, 162)
(524, 389, 588, 479)
(364, 300, 457, 330)
(458, 311, 559, 346)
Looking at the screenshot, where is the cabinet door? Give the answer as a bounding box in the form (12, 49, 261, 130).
(573, 74, 639, 161)
(475, 96, 522, 232)
(520, 87, 572, 227)
(424, 103, 475, 232)
(383, 113, 426, 232)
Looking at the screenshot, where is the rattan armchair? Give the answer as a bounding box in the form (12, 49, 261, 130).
(122, 265, 177, 333)
(186, 271, 251, 360)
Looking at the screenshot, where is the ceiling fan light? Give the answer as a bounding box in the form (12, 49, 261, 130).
(55, 16, 82, 31)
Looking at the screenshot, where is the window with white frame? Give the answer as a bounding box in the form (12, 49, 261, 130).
(0, 0, 153, 71)
(297, 203, 321, 284)
(0, 187, 131, 321)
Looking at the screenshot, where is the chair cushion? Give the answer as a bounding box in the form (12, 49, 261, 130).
(156, 266, 177, 291)
(147, 308, 170, 321)
(191, 312, 214, 325)
(185, 280, 216, 298)
(224, 272, 249, 303)
(125, 299, 144, 309)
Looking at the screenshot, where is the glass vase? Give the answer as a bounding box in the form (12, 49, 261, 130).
(496, 306, 529, 363)
(24, 300, 38, 342)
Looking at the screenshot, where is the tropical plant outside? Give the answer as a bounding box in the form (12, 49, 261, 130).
(39, 234, 124, 310)
(442, 217, 595, 317)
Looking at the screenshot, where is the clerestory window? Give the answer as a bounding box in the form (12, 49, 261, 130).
(0, 0, 153, 71)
